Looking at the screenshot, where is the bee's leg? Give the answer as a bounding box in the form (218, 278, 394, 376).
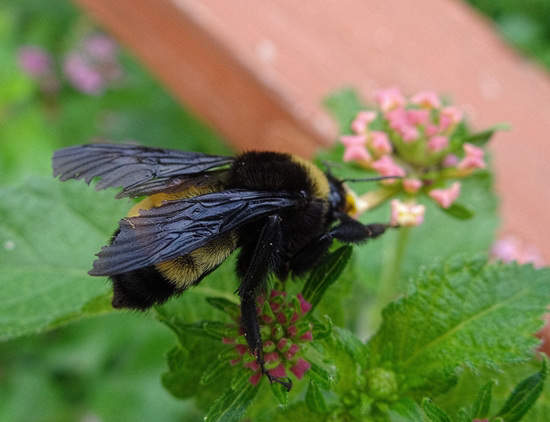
(290, 214, 390, 274)
(238, 215, 292, 391)
(330, 213, 389, 243)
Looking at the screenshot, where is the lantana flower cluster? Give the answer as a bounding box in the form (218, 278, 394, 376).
(222, 290, 313, 386)
(341, 86, 488, 226)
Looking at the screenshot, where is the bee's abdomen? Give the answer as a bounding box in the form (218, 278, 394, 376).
(155, 232, 238, 288)
(110, 266, 177, 310)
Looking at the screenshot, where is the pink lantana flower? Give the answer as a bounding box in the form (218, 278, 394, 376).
(289, 358, 311, 380)
(442, 154, 459, 167)
(223, 290, 314, 386)
(390, 199, 426, 227)
(369, 131, 392, 156)
(399, 125, 420, 143)
(341, 134, 372, 163)
(351, 110, 377, 134)
(410, 90, 441, 109)
(429, 182, 461, 208)
(385, 108, 408, 132)
(374, 86, 406, 112)
(403, 178, 423, 194)
(371, 155, 406, 180)
(427, 135, 449, 152)
(406, 109, 430, 126)
(439, 106, 463, 132)
(457, 143, 486, 174)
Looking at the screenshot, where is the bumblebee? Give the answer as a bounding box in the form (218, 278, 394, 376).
(53, 143, 390, 389)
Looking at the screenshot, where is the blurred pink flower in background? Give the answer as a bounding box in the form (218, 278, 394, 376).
(63, 34, 122, 95)
(491, 235, 545, 268)
(17, 46, 60, 95)
(18, 46, 53, 78)
(17, 34, 122, 97)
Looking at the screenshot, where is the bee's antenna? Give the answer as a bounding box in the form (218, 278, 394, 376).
(342, 175, 403, 183)
(321, 160, 343, 177)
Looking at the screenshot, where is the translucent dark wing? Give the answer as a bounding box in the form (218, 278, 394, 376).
(52, 143, 234, 198)
(89, 189, 305, 276)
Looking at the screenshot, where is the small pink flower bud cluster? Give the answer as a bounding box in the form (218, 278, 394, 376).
(341, 87, 490, 226)
(222, 290, 313, 386)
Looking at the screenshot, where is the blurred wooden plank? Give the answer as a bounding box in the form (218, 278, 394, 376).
(73, 0, 329, 157)
(73, 0, 550, 263)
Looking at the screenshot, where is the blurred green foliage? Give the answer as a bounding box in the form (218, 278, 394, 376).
(0, 0, 230, 184)
(465, 0, 550, 68)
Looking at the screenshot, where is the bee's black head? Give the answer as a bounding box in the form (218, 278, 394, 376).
(326, 174, 348, 213)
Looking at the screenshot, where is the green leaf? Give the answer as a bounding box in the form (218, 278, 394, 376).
(201, 356, 235, 387)
(307, 362, 336, 391)
(495, 358, 548, 421)
(456, 407, 472, 422)
(305, 381, 328, 413)
(421, 398, 452, 422)
(0, 177, 130, 341)
(162, 337, 229, 409)
(387, 397, 424, 421)
(472, 380, 494, 418)
(324, 89, 365, 132)
(162, 345, 195, 399)
(440, 202, 475, 220)
(462, 124, 510, 147)
(270, 382, 289, 407)
(171, 320, 235, 340)
(206, 296, 240, 318)
(302, 245, 353, 311)
(310, 315, 333, 340)
(156, 316, 237, 341)
(427, 359, 550, 421)
(206, 370, 259, 422)
(331, 326, 369, 368)
(367, 255, 550, 397)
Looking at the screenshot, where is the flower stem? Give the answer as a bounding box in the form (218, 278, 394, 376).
(368, 225, 412, 332)
(357, 186, 400, 214)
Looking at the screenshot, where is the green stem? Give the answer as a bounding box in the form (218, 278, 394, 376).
(367, 226, 412, 333)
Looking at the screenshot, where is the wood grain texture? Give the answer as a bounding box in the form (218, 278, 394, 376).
(73, 0, 550, 263)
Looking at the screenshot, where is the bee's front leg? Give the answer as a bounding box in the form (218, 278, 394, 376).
(238, 215, 292, 391)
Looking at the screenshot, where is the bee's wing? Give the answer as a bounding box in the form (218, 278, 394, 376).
(89, 189, 305, 276)
(52, 143, 234, 198)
